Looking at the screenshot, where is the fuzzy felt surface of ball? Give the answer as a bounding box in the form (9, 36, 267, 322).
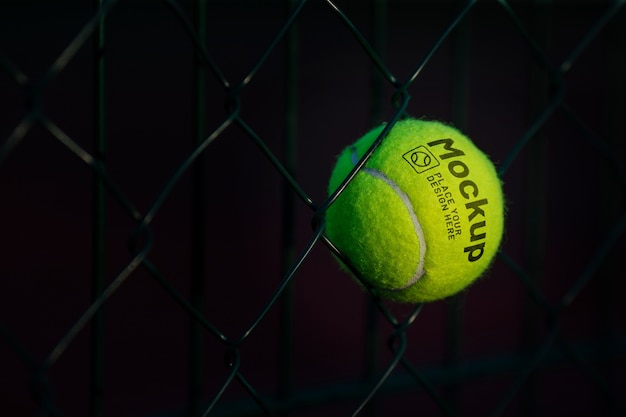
(326, 118, 505, 303)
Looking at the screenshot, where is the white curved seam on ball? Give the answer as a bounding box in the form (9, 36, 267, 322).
(350, 145, 360, 165)
(362, 167, 427, 290)
(350, 145, 427, 290)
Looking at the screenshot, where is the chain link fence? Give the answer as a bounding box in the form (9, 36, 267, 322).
(1, 0, 625, 416)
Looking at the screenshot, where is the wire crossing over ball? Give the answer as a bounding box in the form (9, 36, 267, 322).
(326, 119, 505, 303)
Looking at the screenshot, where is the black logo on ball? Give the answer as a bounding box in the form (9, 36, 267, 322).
(403, 146, 440, 174)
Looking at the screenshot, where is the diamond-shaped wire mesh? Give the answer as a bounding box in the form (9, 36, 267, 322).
(1, 1, 625, 416)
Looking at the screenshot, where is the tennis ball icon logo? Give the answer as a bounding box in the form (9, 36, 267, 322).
(326, 119, 505, 303)
(413, 151, 430, 167)
(403, 146, 440, 174)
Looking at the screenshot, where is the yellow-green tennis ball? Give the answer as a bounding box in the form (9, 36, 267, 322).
(326, 118, 504, 303)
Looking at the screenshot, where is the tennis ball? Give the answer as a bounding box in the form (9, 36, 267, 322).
(326, 118, 504, 303)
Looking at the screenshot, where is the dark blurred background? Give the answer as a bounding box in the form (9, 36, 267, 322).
(0, 1, 625, 416)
